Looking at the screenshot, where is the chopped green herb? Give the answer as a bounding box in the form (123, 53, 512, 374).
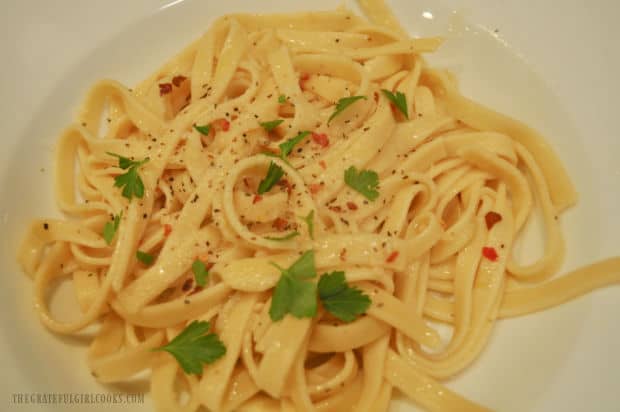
(260, 119, 284, 132)
(107, 152, 149, 200)
(153, 321, 226, 375)
(136, 250, 154, 265)
(265, 231, 300, 241)
(257, 131, 309, 195)
(269, 251, 318, 321)
(278, 94, 288, 104)
(103, 212, 121, 245)
(301, 210, 315, 240)
(262, 151, 292, 166)
(328, 95, 367, 123)
(257, 162, 285, 194)
(279, 131, 310, 158)
(344, 166, 380, 201)
(318, 271, 371, 322)
(194, 124, 211, 135)
(106, 152, 136, 169)
(381, 89, 409, 119)
(192, 259, 209, 287)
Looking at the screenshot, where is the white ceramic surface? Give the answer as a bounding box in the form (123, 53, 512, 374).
(0, 1, 618, 411)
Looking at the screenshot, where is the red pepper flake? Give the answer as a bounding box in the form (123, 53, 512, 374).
(159, 83, 172, 96)
(312, 132, 330, 148)
(272, 218, 289, 231)
(206, 262, 215, 270)
(309, 183, 322, 194)
(386, 251, 399, 263)
(346, 201, 358, 211)
(482, 246, 498, 261)
(319, 160, 327, 170)
(253, 194, 262, 204)
(485, 211, 502, 230)
(278, 179, 293, 195)
(164, 224, 173, 236)
(329, 206, 342, 213)
(299, 73, 310, 89)
(213, 118, 230, 132)
(172, 75, 187, 87)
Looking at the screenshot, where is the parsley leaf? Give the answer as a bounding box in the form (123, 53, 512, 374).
(257, 131, 309, 195)
(381, 89, 409, 119)
(328, 95, 367, 123)
(114, 167, 145, 199)
(269, 275, 294, 321)
(194, 124, 211, 135)
(301, 210, 315, 240)
(286, 250, 317, 280)
(106, 152, 135, 169)
(192, 259, 209, 287)
(269, 251, 318, 321)
(103, 212, 121, 245)
(107, 152, 149, 200)
(318, 271, 371, 322)
(279, 131, 310, 158)
(265, 231, 300, 241)
(257, 162, 285, 194)
(260, 119, 284, 132)
(136, 250, 154, 265)
(344, 166, 380, 201)
(153, 321, 226, 375)
(278, 94, 288, 104)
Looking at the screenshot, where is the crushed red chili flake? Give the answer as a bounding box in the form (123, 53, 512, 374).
(164, 224, 173, 236)
(485, 211, 502, 230)
(253, 194, 263, 204)
(172, 75, 187, 87)
(299, 73, 310, 89)
(319, 160, 327, 169)
(346, 201, 358, 210)
(213, 118, 230, 132)
(312, 132, 330, 148)
(329, 206, 342, 213)
(272, 217, 289, 231)
(159, 83, 172, 96)
(309, 183, 322, 194)
(277, 179, 292, 195)
(386, 251, 399, 263)
(482, 246, 498, 261)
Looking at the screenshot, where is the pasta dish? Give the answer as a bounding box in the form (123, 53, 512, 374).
(17, 0, 620, 411)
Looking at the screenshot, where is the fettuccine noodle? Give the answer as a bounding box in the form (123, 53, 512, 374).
(17, 1, 620, 411)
